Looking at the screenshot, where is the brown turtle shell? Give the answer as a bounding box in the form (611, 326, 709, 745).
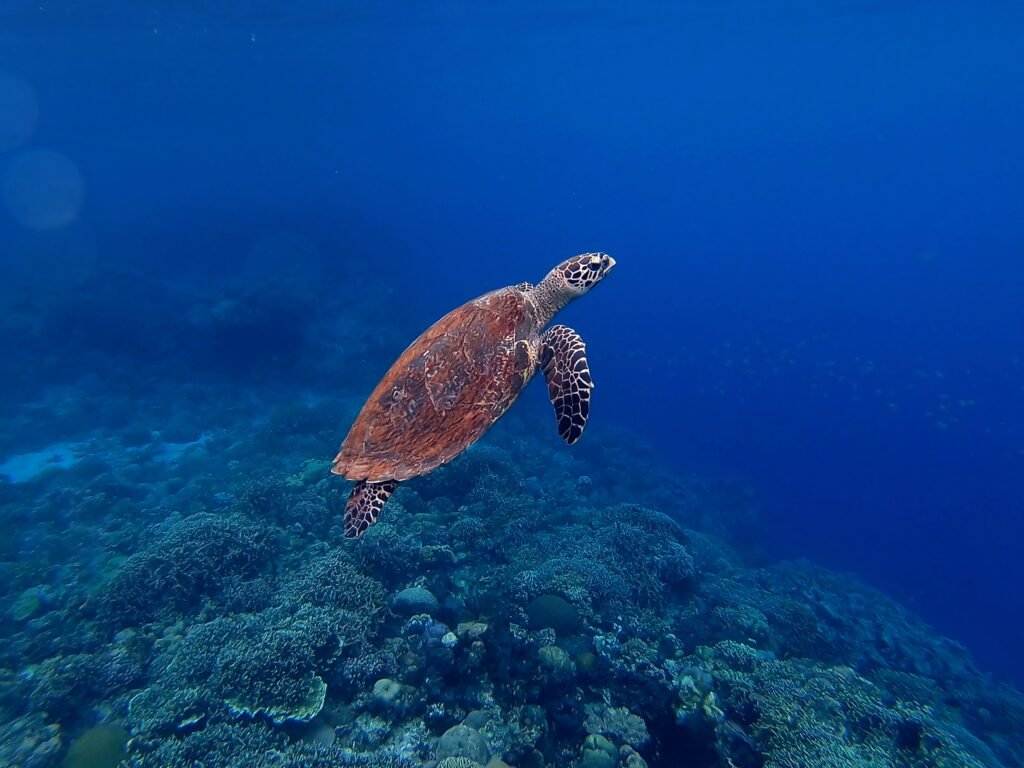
(332, 287, 540, 483)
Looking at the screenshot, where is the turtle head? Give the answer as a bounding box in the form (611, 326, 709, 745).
(550, 252, 616, 296)
(531, 252, 615, 324)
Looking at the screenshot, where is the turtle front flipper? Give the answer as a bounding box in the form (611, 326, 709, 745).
(344, 480, 398, 539)
(539, 325, 593, 445)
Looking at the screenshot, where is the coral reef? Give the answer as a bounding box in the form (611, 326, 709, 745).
(1, 368, 1022, 767)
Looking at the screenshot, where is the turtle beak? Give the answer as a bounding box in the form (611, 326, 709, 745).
(604, 255, 616, 271)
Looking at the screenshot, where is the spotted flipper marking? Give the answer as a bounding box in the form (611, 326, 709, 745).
(539, 325, 592, 445)
(344, 479, 398, 539)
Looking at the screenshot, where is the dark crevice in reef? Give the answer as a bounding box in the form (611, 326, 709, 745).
(647, 714, 722, 768)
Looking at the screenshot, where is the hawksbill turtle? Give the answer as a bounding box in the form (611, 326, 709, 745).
(331, 252, 616, 538)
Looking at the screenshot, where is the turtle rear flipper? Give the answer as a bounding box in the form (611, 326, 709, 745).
(344, 480, 398, 538)
(540, 324, 593, 445)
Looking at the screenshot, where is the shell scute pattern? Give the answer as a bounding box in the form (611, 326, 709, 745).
(333, 288, 536, 482)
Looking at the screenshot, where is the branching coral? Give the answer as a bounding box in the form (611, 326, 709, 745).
(694, 640, 1005, 768)
(101, 512, 277, 626)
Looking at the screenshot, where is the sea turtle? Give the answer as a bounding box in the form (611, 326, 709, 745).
(331, 252, 616, 538)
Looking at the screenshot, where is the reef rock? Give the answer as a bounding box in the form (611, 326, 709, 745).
(392, 586, 439, 616)
(437, 723, 490, 764)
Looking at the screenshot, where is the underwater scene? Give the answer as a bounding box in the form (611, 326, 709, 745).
(1, 2, 1023, 767)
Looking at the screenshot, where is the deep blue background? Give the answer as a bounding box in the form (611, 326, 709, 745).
(2, 2, 1022, 684)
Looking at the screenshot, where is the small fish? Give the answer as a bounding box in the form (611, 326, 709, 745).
(722, 719, 755, 749)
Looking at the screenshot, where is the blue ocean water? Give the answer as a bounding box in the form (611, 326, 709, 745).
(1, 2, 1023, 766)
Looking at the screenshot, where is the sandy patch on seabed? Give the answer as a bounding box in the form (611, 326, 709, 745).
(0, 442, 82, 483)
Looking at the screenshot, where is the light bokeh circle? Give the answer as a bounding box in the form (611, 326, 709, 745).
(1, 149, 85, 230)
